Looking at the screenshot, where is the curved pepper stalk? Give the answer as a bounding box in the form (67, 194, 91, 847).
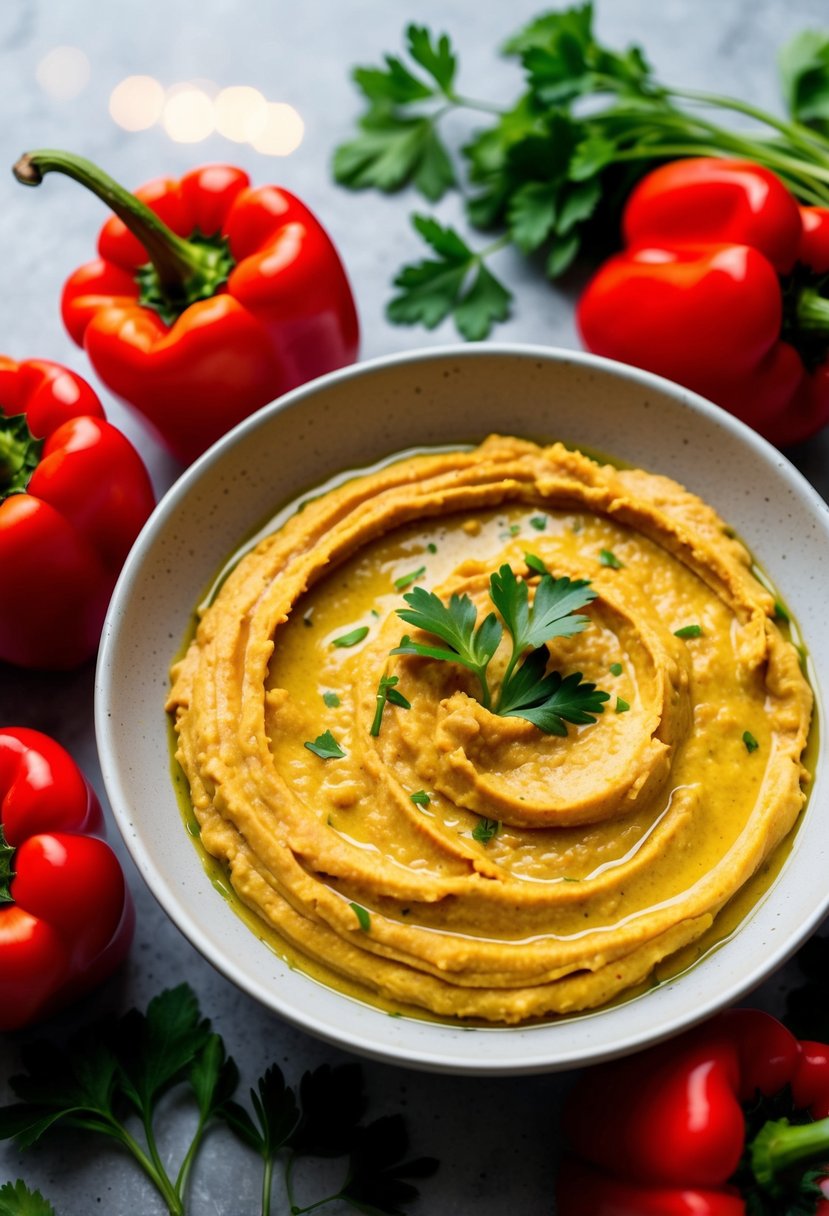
(14, 150, 360, 465)
(0, 727, 134, 1030)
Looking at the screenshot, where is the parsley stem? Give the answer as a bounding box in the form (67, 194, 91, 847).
(448, 91, 505, 115)
(261, 1154, 274, 1216)
(672, 87, 829, 162)
(174, 1110, 210, 1205)
(142, 1110, 184, 1215)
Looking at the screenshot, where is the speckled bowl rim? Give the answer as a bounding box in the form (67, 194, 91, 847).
(96, 343, 829, 1075)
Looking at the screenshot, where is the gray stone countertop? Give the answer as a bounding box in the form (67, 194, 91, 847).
(1, 1, 828, 1212)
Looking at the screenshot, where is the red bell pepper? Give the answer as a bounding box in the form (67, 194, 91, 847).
(0, 727, 133, 1031)
(557, 1008, 829, 1215)
(13, 150, 360, 465)
(0, 356, 155, 669)
(577, 158, 829, 447)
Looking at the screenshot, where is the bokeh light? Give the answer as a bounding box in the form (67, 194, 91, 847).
(36, 46, 90, 101)
(109, 75, 165, 132)
(162, 86, 215, 143)
(250, 103, 305, 156)
(214, 86, 268, 142)
(108, 73, 304, 154)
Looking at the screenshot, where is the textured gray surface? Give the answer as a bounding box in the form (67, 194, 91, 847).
(1, 1, 828, 1212)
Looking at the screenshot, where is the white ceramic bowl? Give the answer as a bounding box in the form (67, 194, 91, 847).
(96, 344, 829, 1075)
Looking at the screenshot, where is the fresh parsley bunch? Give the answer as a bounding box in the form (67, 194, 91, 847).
(392, 562, 609, 734)
(334, 6, 829, 338)
(0, 985, 437, 1216)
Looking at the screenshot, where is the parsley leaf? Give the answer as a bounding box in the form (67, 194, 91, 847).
(497, 648, 609, 734)
(393, 562, 607, 734)
(472, 818, 500, 845)
(371, 672, 411, 736)
(599, 548, 623, 569)
(530, 515, 547, 531)
(743, 730, 760, 753)
(609, 662, 623, 676)
(388, 216, 512, 340)
(393, 583, 502, 708)
(780, 29, 829, 137)
(334, 24, 459, 201)
(615, 696, 630, 714)
(0, 1181, 55, 1216)
(350, 902, 372, 932)
(340, 1114, 439, 1215)
(305, 730, 346, 760)
(394, 565, 427, 590)
(674, 624, 703, 639)
(410, 790, 431, 806)
(333, 626, 369, 648)
(323, 690, 341, 708)
(220, 1063, 300, 1157)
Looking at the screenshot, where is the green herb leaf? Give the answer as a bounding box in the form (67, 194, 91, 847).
(387, 216, 512, 340)
(187, 1033, 239, 1124)
(774, 600, 791, 623)
(394, 566, 427, 590)
(350, 902, 371, 932)
(780, 29, 829, 136)
(524, 552, 549, 576)
(333, 626, 370, 648)
(340, 1114, 439, 1215)
(615, 696, 630, 714)
(497, 649, 610, 734)
(406, 23, 458, 93)
(529, 515, 547, 531)
(472, 818, 500, 845)
(323, 691, 341, 708)
(410, 790, 431, 806)
(393, 583, 503, 706)
(371, 672, 411, 736)
(305, 730, 346, 760)
(674, 624, 703, 639)
(743, 730, 760, 754)
(490, 563, 596, 655)
(222, 1064, 300, 1160)
(507, 180, 557, 253)
(0, 1181, 56, 1216)
(333, 114, 456, 201)
(609, 662, 623, 676)
(599, 548, 623, 569)
(115, 984, 212, 1117)
(427, 542, 438, 554)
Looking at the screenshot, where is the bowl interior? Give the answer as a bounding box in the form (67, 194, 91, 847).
(96, 345, 829, 1074)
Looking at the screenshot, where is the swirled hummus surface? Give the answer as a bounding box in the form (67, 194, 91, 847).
(167, 436, 812, 1023)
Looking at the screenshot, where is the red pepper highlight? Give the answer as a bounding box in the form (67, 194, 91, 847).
(557, 1008, 829, 1215)
(0, 727, 133, 1030)
(577, 158, 829, 447)
(0, 356, 155, 669)
(14, 151, 360, 465)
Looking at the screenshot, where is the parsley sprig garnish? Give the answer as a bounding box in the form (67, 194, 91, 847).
(0, 985, 437, 1216)
(392, 563, 608, 734)
(335, 9, 829, 339)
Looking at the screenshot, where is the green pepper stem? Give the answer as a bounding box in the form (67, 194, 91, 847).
(796, 286, 829, 331)
(13, 148, 223, 305)
(751, 1115, 829, 1193)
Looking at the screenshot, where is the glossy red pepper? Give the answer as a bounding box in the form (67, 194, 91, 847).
(0, 727, 133, 1030)
(557, 1008, 829, 1215)
(14, 150, 360, 465)
(0, 356, 155, 669)
(577, 158, 829, 447)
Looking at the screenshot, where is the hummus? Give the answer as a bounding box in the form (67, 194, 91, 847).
(167, 436, 812, 1024)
